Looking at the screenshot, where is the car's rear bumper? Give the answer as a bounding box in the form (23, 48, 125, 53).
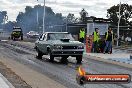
(51, 49, 84, 56)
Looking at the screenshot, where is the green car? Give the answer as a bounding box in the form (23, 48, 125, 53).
(35, 32, 84, 64)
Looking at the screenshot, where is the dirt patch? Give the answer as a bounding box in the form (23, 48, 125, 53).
(0, 61, 32, 88)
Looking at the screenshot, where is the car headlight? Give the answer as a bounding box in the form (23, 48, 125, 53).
(78, 46, 84, 49)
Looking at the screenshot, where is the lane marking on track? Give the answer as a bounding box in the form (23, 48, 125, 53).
(0, 73, 15, 88)
(0, 40, 8, 42)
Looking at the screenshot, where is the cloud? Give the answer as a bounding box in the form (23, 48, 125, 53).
(0, 0, 131, 21)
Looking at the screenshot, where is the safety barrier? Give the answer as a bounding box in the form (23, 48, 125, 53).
(86, 35, 93, 53)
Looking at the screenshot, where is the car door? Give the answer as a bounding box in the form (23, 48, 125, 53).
(38, 33, 50, 54)
(36, 34, 45, 51)
(42, 33, 50, 54)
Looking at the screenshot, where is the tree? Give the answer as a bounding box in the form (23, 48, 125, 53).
(5, 21, 16, 32)
(107, 4, 132, 26)
(25, 6, 32, 13)
(0, 11, 7, 24)
(67, 13, 76, 23)
(16, 5, 64, 33)
(80, 8, 88, 23)
(0, 11, 8, 29)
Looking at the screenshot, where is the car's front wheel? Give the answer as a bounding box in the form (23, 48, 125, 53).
(76, 55, 82, 64)
(48, 51, 54, 62)
(21, 36, 23, 40)
(36, 49, 43, 59)
(11, 36, 13, 40)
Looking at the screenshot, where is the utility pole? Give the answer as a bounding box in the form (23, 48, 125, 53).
(43, 0, 46, 33)
(117, 1, 121, 46)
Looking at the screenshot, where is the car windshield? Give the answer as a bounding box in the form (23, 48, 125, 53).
(48, 33, 74, 40)
(13, 29, 22, 32)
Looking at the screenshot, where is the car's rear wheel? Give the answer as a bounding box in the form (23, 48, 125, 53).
(13, 37, 15, 41)
(76, 55, 82, 64)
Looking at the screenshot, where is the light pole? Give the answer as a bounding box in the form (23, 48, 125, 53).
(117, 1, 121, 46)
(43, 0, 46, 33)
(36, 0, 39, 31)
(3, 15, 8, 37)
(66, 16, 68, 32)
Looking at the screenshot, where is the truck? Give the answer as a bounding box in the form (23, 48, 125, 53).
(11, 27, 23, 40)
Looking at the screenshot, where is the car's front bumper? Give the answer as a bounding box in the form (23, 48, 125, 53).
(51, 49, 84, 56)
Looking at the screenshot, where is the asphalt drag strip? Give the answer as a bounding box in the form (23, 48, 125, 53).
(0, 41, 132, 88)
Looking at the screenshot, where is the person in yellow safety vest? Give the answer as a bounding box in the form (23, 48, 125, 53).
(92, 28, 100, 53)
(103, 27, 114, 54)
(79, 28, 85, 43)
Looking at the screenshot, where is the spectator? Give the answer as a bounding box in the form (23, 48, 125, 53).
(103, 27, 114, 54)
(125, 36, 131, 45)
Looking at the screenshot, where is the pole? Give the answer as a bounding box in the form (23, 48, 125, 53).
(3, 17, 5, 37)
(37, 11, 38, 24)
(87, 23, 89, 37)
(66, 17, 68, 32)
(3, 15, 8, 38)
(37, 0, 39, 31)
(43, 0, 45, 33)
(117, 1, 121, 46)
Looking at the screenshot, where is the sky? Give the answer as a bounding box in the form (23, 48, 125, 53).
(0, 0, 132, 21)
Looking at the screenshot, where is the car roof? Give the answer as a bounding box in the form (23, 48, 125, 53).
(13, 27, 21, 29)
(45, 32, 69, 34)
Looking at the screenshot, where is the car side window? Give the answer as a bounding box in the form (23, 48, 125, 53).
(43, 34, 47, 41)
(39, 34, 45, 41)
